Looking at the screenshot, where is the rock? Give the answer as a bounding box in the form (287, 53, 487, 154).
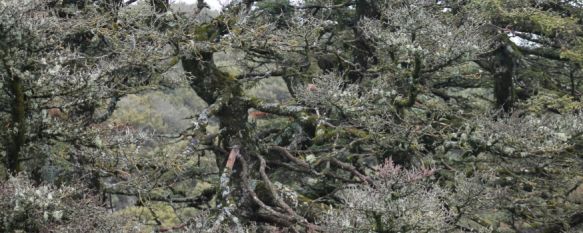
(444, 148, 464, 161)
(245, 76, 292, 102)
(553, 132, 569, 142)
(0, 164, 7, 181)
(477, 209, 513, 231)
(443, 87, 494, 112)
(502, 146, 516, 155)
(497, 222, 514, 233)
(567, 183, 583, 204)
(109, 194, 138, 211)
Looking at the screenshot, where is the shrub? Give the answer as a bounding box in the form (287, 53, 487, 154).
(0, 174, 125, 233)
(322, 158, 497, 233)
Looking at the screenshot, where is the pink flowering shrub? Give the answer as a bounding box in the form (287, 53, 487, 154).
(322, 158, 495, 232)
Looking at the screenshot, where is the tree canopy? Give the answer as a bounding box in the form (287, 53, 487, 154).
(1, 0, 583, 232)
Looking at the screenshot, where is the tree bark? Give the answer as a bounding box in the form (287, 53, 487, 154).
(492, 44, 515, 112)
(6, 75, 26, 174)
(350, 0, 381, 83)
(476, 41, 516, 112)
(150, 0, 169, 13)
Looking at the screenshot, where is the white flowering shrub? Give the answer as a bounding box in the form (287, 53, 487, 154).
(359, 0, 487, 70)
(0, 174, 124, 232)
(465, 112, 583, 156)
(0, 174, 73, 231)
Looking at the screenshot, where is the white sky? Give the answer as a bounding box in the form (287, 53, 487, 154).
(173, 0, 304, 11)
(173, 0, 231, 11)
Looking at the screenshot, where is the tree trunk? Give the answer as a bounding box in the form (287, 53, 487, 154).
(350, 0, 381, 83)
(6, 75, 26, 174)
(150, 0, 169, 13)
(476, 42, 516, 112)
(182, 50, 266, 226)
(493, 45, 515, 112)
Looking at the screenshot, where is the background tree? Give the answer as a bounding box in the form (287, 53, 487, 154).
(467, 0, 583, 111)
(0, 0, 176, 186)
(0, 1, 183, 231)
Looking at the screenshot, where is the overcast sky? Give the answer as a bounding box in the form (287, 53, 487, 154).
(173, 0, 304, 11)
(173, 0, 230, 11)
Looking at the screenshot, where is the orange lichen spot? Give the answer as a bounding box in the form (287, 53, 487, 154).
(249, 111, 270, 120)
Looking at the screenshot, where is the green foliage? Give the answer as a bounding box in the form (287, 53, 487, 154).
(561, 39, 583, 64)
(116, 204, 181, 228)
(257, 0, 293, 15)
(508, 9, 579, 35)
(523, 92, 583, 114)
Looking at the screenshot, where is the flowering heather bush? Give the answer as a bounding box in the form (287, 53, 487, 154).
(323, 158, 497, 233)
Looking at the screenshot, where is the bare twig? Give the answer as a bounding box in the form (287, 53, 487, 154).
(329, 157, 373, 184)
